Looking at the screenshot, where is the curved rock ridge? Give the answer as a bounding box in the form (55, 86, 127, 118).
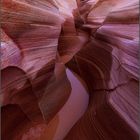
(1, 0, 139, 140)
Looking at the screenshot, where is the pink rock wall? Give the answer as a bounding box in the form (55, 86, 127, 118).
(1, 0, 139, 140)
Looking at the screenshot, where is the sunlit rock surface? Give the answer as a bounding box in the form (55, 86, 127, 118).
(1, 0, 139, 140)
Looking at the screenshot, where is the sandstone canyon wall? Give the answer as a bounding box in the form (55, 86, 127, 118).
(1, 0, 139, 140)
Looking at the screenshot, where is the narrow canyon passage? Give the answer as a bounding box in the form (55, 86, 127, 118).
(1, 0, 139, 140)
(21, 68, 89, 140)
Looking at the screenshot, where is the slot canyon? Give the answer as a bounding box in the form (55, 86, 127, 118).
(1, 0, 139, 140)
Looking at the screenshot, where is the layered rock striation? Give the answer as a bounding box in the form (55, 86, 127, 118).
(1, 0, 139, 140)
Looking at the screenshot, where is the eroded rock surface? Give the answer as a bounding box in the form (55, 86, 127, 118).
(1, 0, 139, 140)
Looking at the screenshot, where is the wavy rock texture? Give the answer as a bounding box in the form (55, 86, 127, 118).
(1, 0, 139, 140)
